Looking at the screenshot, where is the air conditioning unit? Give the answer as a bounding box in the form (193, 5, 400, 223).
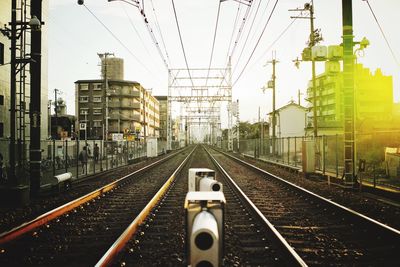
(328, 45, 343, 60)
(325, 61, 340, 73)
(311, 46, 327, 61)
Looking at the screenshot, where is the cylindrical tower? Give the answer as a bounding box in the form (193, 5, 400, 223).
(101, 57, 124, 80)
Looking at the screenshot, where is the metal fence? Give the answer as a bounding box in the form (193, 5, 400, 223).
(218, 132, 400, 188)
(0, 138, 180, 186)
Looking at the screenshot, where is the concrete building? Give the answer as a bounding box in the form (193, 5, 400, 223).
(75, 79, 159, 140)
(306, 64, 394, 135)
(75, 56, 159, 140)
(269, 101, 307, 138)
(155, 96, 167, 141)
(0, 1, 49, 158)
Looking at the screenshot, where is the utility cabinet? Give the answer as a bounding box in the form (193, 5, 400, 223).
(146, 137, 158, 158)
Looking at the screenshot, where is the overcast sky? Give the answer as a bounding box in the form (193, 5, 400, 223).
(48, 0, 400, 123)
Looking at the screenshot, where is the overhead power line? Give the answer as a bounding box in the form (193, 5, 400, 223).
(233, 0, 279, 87)
(364, 0, 400, 67)
(82, 4, 155, 78)
(149, 0, 172, 67)
(232, 0, 263, 74)
(171, 0, 194, 87)
(205, 1, 222, 86)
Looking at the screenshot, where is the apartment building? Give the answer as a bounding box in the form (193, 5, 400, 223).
(75, 79, 159, 140)
(306, 63, 393, 135)
(155, 96, 167, 140)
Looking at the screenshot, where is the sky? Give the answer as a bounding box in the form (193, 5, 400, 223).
(48, 0, 400, 124)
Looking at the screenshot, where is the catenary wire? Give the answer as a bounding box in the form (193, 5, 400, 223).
(149, 0, 172, 67)
(232, 0, 279, 87)
(171, 0, 195, 88)
(82, 4, 156, 79)
(364, 0, 400, 67)
(232, 0, 263, 74)
(205, 1, 222, 86)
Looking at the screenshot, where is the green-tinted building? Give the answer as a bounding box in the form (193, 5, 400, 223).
(306, 64, 394, 135)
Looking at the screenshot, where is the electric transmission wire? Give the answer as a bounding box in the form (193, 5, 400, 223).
(149, 0, 172, 67)
(223, 2, 242, 67)
(137, 1, 169, 70)
(205, 1, 222, 86)
(228, 2, 253, 61)
(232, 0, 263, 74)
(232, 0, 279, 87)
(251, 18, 297, 70)
(120, 4, 153, 58)
(364, 0, 400, 67)
(171, 0, 195, 87)
(82, 4, 155, 78)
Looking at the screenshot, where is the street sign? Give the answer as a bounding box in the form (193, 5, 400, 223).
(112, 133, 124, 141)
(79, 122, 86, 130)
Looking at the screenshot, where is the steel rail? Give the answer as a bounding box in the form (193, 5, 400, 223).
(214, 147, 400, 236)
(0, 149, 186, 245)
(204, 147, 308, 267)
(95, 146, 197, 266)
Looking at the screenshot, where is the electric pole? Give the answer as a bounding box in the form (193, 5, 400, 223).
(290, 1, 321, 137)
(98, 52, 114, 143)
(54, 88, 60, 139)
(342, 0, 356, 186)
(267, 53, 278, 156)
(30, 0, 43, 196)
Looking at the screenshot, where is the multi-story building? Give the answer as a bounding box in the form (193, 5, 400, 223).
(0, 1, 49, 157)
(306, 64, 394, 135)
(75, 79, 159, 140)
(155, 96, 167, 140)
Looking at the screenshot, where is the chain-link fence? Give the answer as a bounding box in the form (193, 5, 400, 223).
(0, 138, 179, 186)
(217, 132, 400, 189)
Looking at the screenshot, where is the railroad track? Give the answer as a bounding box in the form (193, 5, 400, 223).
(111, 145, 304, 266)
(209, 147, 400, 266)
(0, 151, 180, 234)
(0, 147, 194, 266)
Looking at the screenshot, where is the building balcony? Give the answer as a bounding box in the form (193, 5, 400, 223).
(108, 102, 120, 108)
(120, 101, 140, 109)
(109, 113, 141, 122)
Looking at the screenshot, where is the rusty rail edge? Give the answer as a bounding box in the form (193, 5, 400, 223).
(213, 147, 400, 236)
(205, 147, 308, 267)
(0, 149, 186, 245)
(95, 146, 197, 267)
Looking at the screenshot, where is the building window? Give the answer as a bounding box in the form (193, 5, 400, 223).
(93, 121, 102, 127)
(0, 95, 3, 105)
(94, 84, 102, 90)
(79, 96, 89, 102)
(0, 122, 3, 137)
(93, 96, 102, 102)
(80, 84, 89, 91)
(80, 109, 89, 115)
(93, 108, 102, 115)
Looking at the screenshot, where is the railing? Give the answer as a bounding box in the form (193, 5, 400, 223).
(217, 131, 400, 189)
(0, 138, 181, 186)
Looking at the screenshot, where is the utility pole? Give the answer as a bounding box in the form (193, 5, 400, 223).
(290, 1, 321, 137)
(9, 0, 17, 186)
(54, 88, 60, 139)
(266, 53, 278, 156)
(98, 52, 114, 144)
(342, 0, 356, 186)
(298, 89, 303, 106)
(30, 0, 43, 196)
